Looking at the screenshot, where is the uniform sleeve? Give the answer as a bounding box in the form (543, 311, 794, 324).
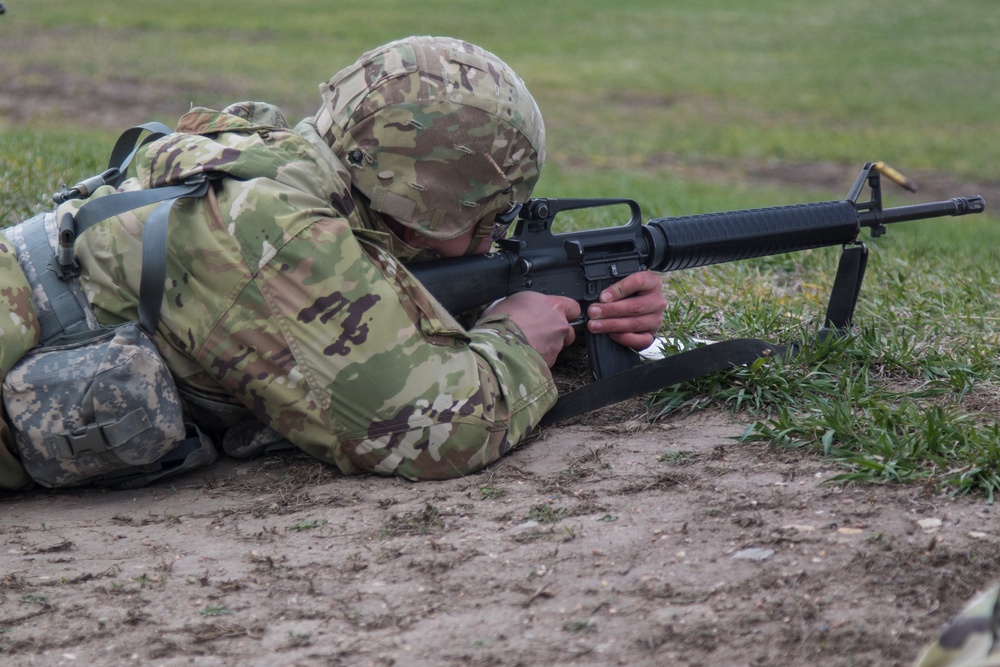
(910, 583, 1000, 667)
(193, 209, 557, 480)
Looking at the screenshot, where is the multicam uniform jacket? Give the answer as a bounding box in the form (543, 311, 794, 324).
(0, 235, 40, 489)
(911, 583, 1000, 667)
(0, 103, 556, 489)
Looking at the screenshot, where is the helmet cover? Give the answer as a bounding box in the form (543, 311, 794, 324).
(315, 36, 545, 240)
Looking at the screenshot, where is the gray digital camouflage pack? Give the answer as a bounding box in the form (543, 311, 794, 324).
(3, 203, 216, 489)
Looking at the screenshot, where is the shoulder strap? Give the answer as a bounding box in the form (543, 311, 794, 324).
(28, 123, 210, 343)
(51, 175, 210, 335)
(51, 122, 174, 204)
(105, 121, 175, 188)
(135, 177, 210, 332)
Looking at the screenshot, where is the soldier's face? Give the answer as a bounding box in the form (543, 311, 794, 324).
(404, 227, 493, 258)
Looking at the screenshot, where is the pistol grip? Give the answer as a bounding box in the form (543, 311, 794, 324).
(585, 331, 642, 379)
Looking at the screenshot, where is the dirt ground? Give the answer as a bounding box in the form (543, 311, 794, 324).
(4, 68, 1000, 667)
(3, 396, 999, 667)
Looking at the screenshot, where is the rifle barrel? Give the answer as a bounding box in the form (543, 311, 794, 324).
(862, 195, 986, 226)
(646, 195, 986, 273)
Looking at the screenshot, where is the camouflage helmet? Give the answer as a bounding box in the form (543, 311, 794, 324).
(315, 36, 546, 241)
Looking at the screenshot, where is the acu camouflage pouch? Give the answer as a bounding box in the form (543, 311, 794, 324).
(2, 321, 209, 488)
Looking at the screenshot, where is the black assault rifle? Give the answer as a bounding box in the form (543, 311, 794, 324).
(409, 162, 985, 380)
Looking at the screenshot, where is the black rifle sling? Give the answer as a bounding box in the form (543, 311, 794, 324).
(540, 243, 867, 426)
(540, 338, 789, 426)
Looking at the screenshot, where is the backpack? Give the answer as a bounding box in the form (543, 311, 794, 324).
(2, 124, 219, 488)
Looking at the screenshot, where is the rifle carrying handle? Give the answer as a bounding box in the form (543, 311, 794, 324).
(585, 331, 642, 379)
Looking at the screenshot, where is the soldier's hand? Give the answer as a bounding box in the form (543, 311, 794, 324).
(585, 271, 667, 351)
(484, 292, 580, 368)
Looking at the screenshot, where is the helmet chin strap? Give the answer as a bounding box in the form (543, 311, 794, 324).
(463, 197, 516, 255)
(463, 223, 492, 255)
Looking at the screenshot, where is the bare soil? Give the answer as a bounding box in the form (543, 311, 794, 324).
(4, 70, 1000, 667)
(4, 397, 999, 667)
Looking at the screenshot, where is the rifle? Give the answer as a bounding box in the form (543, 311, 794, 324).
(409, 162, 985, 379)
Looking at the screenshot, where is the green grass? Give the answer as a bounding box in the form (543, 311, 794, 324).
(2, 1, 999, 497)
(0, 130, 114, 223)
(3, 1, 997, 176)
(650, 213, 1000, 498)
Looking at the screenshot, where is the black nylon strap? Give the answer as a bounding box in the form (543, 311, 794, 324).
(105, 122, 174, 188)
(138, 178, 210, 333)
(70, 181, 207, 239)
(43, 176, 209, 338)
(541, 337, 790, 426)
